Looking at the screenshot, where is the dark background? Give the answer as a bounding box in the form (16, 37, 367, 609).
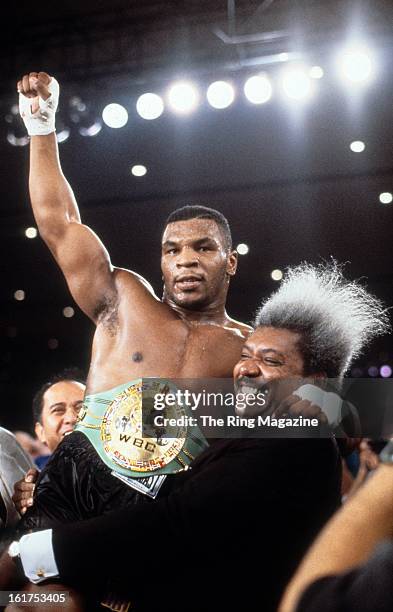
(1, 0, 392, 431)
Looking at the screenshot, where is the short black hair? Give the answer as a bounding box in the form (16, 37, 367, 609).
(32, 368, 86, 425)
(164, 205, 233, 251)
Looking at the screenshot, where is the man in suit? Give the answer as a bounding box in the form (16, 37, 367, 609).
(1, 262, 388, 611)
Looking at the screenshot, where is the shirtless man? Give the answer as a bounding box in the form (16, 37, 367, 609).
(12, 72, 251, 506)
(18, 72, 249, 380)
(17, 72, 249, 385)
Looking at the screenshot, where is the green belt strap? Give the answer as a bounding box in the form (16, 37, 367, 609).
(75, 378, 209, 479)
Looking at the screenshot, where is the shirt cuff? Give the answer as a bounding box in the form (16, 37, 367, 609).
(19, 529, 59, 584)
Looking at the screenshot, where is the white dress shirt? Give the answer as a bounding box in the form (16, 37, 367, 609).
(19, 530, 59, 583)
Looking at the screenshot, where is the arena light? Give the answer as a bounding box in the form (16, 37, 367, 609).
(25, 227, 37, 239)
(367, 366, 379, 377)
(63, 306, 75, 318)
(7, 133, 29, 147)
(167, 81, 199, 114)
(131, 165, 147, 177)
(244, 74, 272, 104)
(337, 46, 373, 84)
(14, 290, 25, 301)
(136, 93, 164, 120)
(271, 269, 283, 281)
(350, 140, 365, 153)
(380, 365, 392, 378)
(236, 243, 249, 255)
(69, 96, 102, 136)
(56, 128, 70, 144)
(206, 81, 235, 109)
(69, 96, 87, 114)
(79, 121, 102, 137)
(102, 103, 128, 128)
(309, 66, 324, 79)
(379, 192, 393, 205)
(281, 68, 313, 101)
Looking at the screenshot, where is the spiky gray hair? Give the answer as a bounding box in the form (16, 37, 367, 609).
(254, 262, 390, 379)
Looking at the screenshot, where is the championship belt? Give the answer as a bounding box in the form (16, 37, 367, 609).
(75, 379, 208, 484)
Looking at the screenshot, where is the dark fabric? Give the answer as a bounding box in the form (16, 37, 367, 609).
(297, 540, 393, 612)
(18, 431, 159, 532)
(34, 454, 50, 470)
(0, 494, 7, 526)
(48, 437, 341, 612)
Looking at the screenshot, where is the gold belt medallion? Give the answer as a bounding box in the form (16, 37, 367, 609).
(100, 380, 187, 473)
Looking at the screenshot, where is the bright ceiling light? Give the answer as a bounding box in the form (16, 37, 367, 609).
(136, 93, 164, 120)
(131, 165, 147, 177)
(102, 103, 129, 128)
(167, 81, 199, 114)
(7, 133, 29, 147)
(63, 306, 75, 318)
(350, 140, 365, 153)
(244, 75, 272, 104)
(338, 46, 373, 83)
(281, 68, 313, 101)
(25, 227, 37, 239)
(309, 66, 324, 79)
(56, 128, 71, 143)
(271, 269, 283, 281)
(380, 365, 392, 378)
(379, 192, 393, 205)
(236, 243, 249, 255)
(206, 81, 235, 109)
(79, 121, 102, 137)
(14, 290, 25, 301)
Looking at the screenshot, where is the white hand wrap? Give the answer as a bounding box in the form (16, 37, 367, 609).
(294, 384, 343, 428)
(19, 77, 59, 136)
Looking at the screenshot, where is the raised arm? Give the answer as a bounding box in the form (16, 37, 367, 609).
(18, 72, 117, 322)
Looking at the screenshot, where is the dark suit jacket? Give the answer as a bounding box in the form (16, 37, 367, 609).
(47, 436, 341, 611)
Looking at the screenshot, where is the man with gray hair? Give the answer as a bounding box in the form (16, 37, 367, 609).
(254, 262, 388, 381)
(1, 262, 389, 612)
(237, 261, 390, 432)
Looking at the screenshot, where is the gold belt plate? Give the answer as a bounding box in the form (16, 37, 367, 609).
(100, 380, 187, 473)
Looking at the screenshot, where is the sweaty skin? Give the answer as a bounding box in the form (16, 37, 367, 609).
(18, 72, 251, 396)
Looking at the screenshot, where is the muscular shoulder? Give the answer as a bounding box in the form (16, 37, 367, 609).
(93, 267, 161, 332)
(225, 317, 253, 339)
(113, 267, 157, 297)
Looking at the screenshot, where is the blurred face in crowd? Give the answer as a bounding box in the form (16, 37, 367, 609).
(14, 431, 48, 459)
(34, 380, 85, 453)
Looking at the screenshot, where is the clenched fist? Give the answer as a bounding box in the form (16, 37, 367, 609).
(17, 71, 59, 136)
(17, 72, 51, 111)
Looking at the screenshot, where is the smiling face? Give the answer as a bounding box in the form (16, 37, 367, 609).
(233, 326, 310, 415)
(34, 380, 85, 453)
(161, 218, 237, 310)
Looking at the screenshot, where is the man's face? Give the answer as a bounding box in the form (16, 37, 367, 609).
(161, 218, 237, 309)
(233, 326, 306, 416)
(35, 381, 85, 453)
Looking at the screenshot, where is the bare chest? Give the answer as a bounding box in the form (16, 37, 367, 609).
(89, 318, 245, 390)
